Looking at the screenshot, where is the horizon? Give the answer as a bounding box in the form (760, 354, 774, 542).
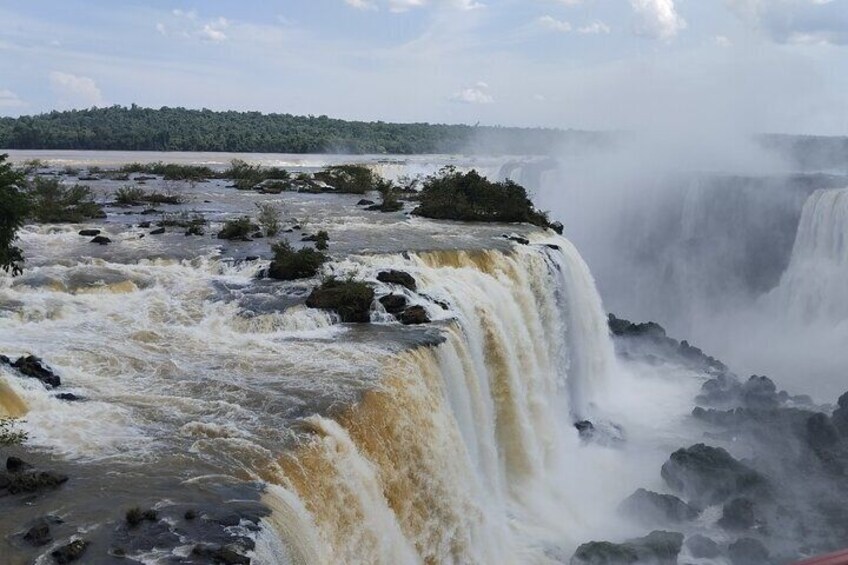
(2, 1, 848, 136)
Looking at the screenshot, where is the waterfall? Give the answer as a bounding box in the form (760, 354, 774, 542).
(259, 236, 619, 564)
(769, 187, 848, 324)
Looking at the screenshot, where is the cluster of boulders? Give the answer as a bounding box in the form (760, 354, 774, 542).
(1, 355, 80, 401)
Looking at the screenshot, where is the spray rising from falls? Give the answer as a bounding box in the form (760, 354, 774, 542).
(258, 237, 621, 564)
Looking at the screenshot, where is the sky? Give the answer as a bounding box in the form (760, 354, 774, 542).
(0, 0, 846, 134)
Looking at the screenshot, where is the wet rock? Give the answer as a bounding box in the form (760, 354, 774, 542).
(138, 221, 152, 228)
(126, 507, 158, 528)
(357, 199, 375, 206)
(571, 531, 683, 565)
(550, 221, 564, 235)
(806, 412, 840, 449)
(545, 244, 561, 250)
(574, 420, 595, 439)
(831, 391, 848, 436)
(252, 231, 264, 239)
(244, 256, 259, 262)
(504, 234, 530, 245)
(741, 375, 779, 409)
(685, 535, 720, 559)
(306, 279, 374, 323)
(51, 539, 90, 563)
(55, 393, 82, 401)
(377, 270, 417, 291)
(379, 294, 408, 314)
(398, 305, 429, 325)
(608, 314, 666, 339)
(23, 518, 52, 546)
(78, 229, 100, 236)
(661, 444, 768, 507)
(91, 235, 111, 245)
(192, 543, 251, 565)
(718, 498, 757, 531)
(7, 456, 31, 472)
(150, 227, 166, 235)
(140, 208, 161, 215)
(6, 470, 69, 494)
(11, 355, 61, 387)
(185, 225, 204, 236)
(214, 513, 242, 527)
(728, 537, 769, 565)
(696, 374, 742, 407)
(620, 489, 699, 525)
(184, 509, 197, 520)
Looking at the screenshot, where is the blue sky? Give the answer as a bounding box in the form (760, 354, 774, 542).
(1, 1, 846, 134)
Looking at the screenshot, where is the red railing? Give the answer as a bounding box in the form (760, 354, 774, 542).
(795, 549, 848, 565)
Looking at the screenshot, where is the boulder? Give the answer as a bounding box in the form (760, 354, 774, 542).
(357, 199, 375, 206)
(78, 229, 100, 237)
(138, 221, 152, 228)
(23, 518, 52, 547)
(718, 498, 756, 531)
(504, 234, 530, 245)
(550, 221, 564, 235)
(55, 393, 82, 401)
(379, 294, 408, 314)
(150, 227, 166, 235)
(5, 470, 69, 494)
(306, 280, 374, 323)
(398, 305, 429, 325)
(571, 531, 683, 565)
(574, 420, 595, 440)
(377, 270, 417, 291)
(620, 488, 699, 525)
(91, 235, 111, 245)
(728, 537, 769, 565)
(741, 375, 779, 409)
(806, 413, 840, 449)
(7, 456, 31, 472)
(51, 539, 90, 564)
(11, 355, 61, 388)
(191, 543, 251, 565)
(661, 444, 768, 507)
(685, 535, 720, 559)
(832, 391, 848, 436)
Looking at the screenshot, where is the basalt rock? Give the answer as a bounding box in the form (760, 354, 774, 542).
(191, 543, 251, 565)
(91, 235, 111, 245)
(741, 375, 779, 409)
(718, 498, 757, 531)
(377, 270, 417, 291)
(10, 355, 61, 388)
(398, 305, 429, 325)
(357, 199, 375, 206)
(620, 488, 699, 525)
(685, 535, 720, 559)
(306, 279, 374, 324)
(51, 539, 90, 564)
(832, 391, 848, 436)
(23, 518, 53, 546)
(55, 392, 82, 401)
(5, 469, 69, 494)
(379, 294, 408, 315)
(661, 444, 768, 507)
(7, 456, 31, 472)
(78, 229, 101, 237)
(550, 221, 564, 235)
(150, 227, 166, 235)
(571, 531, 683, 565)
(728, 537, 769, 565)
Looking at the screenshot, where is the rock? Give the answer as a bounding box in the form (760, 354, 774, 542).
(78, 229, 100, 236)
(718, 498, 756, 531)
(91, 235, 111, 245)
(741, 375, 779, 409)
(620, 488, 699, 525)
(185, 225, 204, 236)
(138, 221, 152, 228)
(126, 507, 158, 528)
(696, 374, 741, 407)
(545, 244, 561, 250)
(550, 221, 564, 235)
(51, 539, 90, 564)
(398, 305, 429, 325)
(831, 391, 848, 436)
(140, 208, 161, 215)
(150, 227, 166, 235)
(728, 537, 769, 565)
(23, 518, 52, 546)
(306, 280, 374, 323)
(571, 531, 683, 565)
(806, 413, 840, 449)
(357, 199, 375, 206)
(192, 543, 251, 565)
(377, 270, 417, 291)
(301, 234, 318, 242)
(685, 535, 720, 559)
(55, 393, 81, 401)
(11, 355, 61, 387)
(7, 456, 31, 472)
(6, 470, 69, 494)
(252, 232, 264, 239)
(245, 256, 259, 262)
(379, 294, 408, 314)
(505, 234, 530, 245)
(607, 314, 666, 339)
(184, 509, 197, 520)
(574, 420, 595, 439)
(661, 444, 768, 507)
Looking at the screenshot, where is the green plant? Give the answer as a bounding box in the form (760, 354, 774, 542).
(25, 176, 104, 223)
(255, 202, 282, 237)
(160, 210, 206, 228)
(313, 165, 378, 194)
(0, 154, 29, 275)
(305, 276, 375, 323)
(115, 186, 146, 205)
(217, 216, 255, 240)
(268, 241, 327, 280)
(0, 417, 27, 446)
(314, 230, 329, 250)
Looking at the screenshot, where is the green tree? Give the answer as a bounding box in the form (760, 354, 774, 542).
(0, 154, 28, 275)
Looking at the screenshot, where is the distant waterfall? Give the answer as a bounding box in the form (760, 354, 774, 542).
(259, 238, 618, 564)
(770, 187, 848, 324)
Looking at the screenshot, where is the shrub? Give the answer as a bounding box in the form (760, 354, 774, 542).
(0, 417, 28, 446)
(305, 276, 374, 323)
(160, 211, 206, 228)
(255, 202, 282, 237)
(314, 230, 329, 250)
(313, 165, 378, 194)
(268, 241, 327, 280)
(115, 186, 146, 205)
(0, 154, 29, 275)
(217, 216, 256, 240)
(25, 177, 105, 223)
(413, 167, 550, 227)
(125, 507, 157, 527)
(117, 162, 212, 181)
(225, 159, 264, 190)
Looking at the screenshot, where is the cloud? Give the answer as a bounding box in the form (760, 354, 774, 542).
(199, 17, 229, 42)
(714, 35, 732, 47)
(49, 71, 104, 108)
(343, 0, 483, 12)
(578, 21, 611, 35)
(726, 0, 848, 45)
(451, 83, 494, 104)
(155, 22, 166, 35)
(167, 10, 229, 42)
(0, 89, 26, 108)
(539, 15, 572, 33)
(630, 0, 686, 40)
(344, 0, 377, 9)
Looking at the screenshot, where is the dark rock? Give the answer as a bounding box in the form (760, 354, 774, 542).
(377, 270, 416, 291)
(728, 537, 769, 565)
(718, 498, 756, 531)
(55, 393, 81, 401)
(550, 221, 564, 235)
(134, 175, 156, 181)
(192, 543, 251, 565)
(571, 531, 683, 565)
(806, 413, 840, 448)
(545, 244, 561, 250)
(78, 229, 100, 236)
(571, 541, 638, 564)
(574, 420, 595, 439)
(832, 391, 848, 436)
(126, 507, 158, 528)
(11, 355, 61, 387)
(379, 294, 408, 314)
(301, 234, 318, 242)
(357, 199, 375, 206)
(138, 221, 152, 228)
(140, 208, 161, 215)
(685, 535, 720, 559)
(185, 225, 204, 236)
(741, 375, 779, 409)
(149, 227, 165, 235)
(661, 444, 768, 507)
(245, 256, 259, 262)
(696, 374, 741, 407)
(252, 232, 264, 239)
(7, 470, 69, 494)
(184, 509, 197, 520)
(620, 488, 699, 525)
(306, 280, 374, 323)
(7, 456, 31, 472)
(398, 305, 429, 325)
(608, 314, 666, 339)
(23, 518, 52, 546)
(505, 234, 530, 245)
(78, 176, 99, 181)
(91, 235, 111, 245)
(51, 539, 90, 564)
(292, 225, 301, 230)
(215, 513, 242, 527)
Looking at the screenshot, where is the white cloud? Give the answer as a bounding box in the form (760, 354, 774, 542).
(714, 35, 732, 47)
(49, 71, 104, 108)
(578, 21, 611, 35)
(539, 15, 572, 33)
(199, 17, 229, 42)
(451, 83, 494, 104)
(343, 0, 483, 12)
(0, 89, 25, 108)
(550, 0, 583, 5)
(344, 0, 376, 9)
(726, 0, 848, 45)
(630, 0, 686, 40)
(155, 22, 166, 35)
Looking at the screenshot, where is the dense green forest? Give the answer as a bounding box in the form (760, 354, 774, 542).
(0, 106, 605, 155)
